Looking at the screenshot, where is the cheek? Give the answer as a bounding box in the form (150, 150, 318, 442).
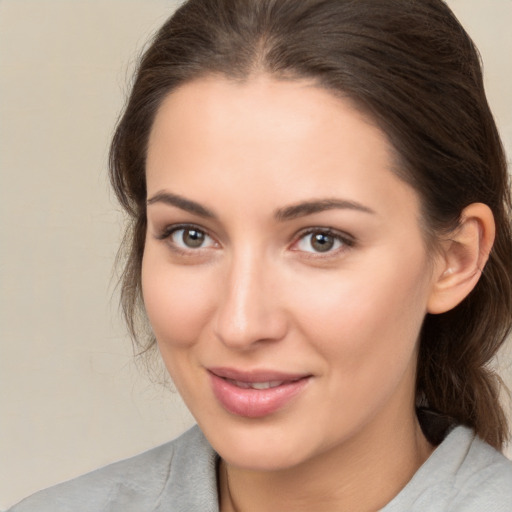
(141, 246, 215, 348)
(289, 248, 432, 378)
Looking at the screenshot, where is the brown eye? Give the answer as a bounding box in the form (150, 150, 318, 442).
(168, 227, 215, 250)
(295, 229, 349, 254)
(182, 229, 205, 248)
(310, 232, 335, 252)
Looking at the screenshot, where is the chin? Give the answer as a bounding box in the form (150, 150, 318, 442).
(199, 418, 322, 472)
(221, 444, 309, 472)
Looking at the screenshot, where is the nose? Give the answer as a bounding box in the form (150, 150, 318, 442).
(213, 249, 288, 350)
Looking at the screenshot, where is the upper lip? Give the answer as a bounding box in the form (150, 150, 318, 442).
(207, 367, 310, 383)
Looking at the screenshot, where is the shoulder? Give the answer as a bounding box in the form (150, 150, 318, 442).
(382, 426, 512, 512)
(448, 428, 512, 511)
(6, 425, 219, 512)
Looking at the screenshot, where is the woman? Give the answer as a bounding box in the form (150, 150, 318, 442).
(9, 0, 512, 510)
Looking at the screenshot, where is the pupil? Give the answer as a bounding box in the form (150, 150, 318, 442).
(183, 229, 205, 248)
(311, 233, 334, 252)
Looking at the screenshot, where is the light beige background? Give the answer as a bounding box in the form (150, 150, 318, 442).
(1, 0, 511, 509)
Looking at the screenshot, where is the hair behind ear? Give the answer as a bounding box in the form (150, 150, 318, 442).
(418, 203, 511, 449)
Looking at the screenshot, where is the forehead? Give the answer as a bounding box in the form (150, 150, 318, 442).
(149, 75, 382, 160)
(146, 75, 421, 224)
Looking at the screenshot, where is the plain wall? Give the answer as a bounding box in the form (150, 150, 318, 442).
(1, 0, 511, 508)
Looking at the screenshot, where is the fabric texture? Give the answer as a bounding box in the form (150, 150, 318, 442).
(7, 424, 512, 511)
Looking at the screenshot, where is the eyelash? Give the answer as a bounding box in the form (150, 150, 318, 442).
(292, 227, 355, 257)
(155, 223, 217, 255)
(155, 224, 355, 258)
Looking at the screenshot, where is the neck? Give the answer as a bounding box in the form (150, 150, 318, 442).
(219, 409, 433, 512)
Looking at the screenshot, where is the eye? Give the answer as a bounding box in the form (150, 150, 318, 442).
(162, 225, 217, 250)
(294, 229, 352, 254)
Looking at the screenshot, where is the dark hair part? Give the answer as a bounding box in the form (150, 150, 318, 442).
(110, 0, 512, 449)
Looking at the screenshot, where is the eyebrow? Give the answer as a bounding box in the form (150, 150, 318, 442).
(147, 191, 215, 218)
(275, 199, 376, 221)
(146, 191, 375, 221)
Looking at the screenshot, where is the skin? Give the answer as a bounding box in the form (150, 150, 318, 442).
(141, 75, 486, 511)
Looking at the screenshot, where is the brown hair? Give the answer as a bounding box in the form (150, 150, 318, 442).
(110, 0, 512, 449)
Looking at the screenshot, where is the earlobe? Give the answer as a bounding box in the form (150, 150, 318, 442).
(427, 203, 495, 315)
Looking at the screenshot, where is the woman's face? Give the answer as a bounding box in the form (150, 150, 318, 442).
(142, 76, 441, 471)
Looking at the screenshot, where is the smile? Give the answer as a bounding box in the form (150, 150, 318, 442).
(208, 368, 311, 418)
(227, 379, 288, 390)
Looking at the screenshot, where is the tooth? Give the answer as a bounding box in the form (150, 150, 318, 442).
(226, 379, 287, 390)
(231, 380, 251, 389)
(251, 382, 270, 390)
(250, 381, 284, 390)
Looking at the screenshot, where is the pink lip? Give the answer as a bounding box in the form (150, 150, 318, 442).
(208, 367, 311, 418)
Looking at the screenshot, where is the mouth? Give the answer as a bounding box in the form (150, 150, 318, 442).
(224, 379, 291, 390)
(207, 367, 311, 418)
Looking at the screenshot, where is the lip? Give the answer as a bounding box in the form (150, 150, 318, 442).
(208, 367, 311, 418)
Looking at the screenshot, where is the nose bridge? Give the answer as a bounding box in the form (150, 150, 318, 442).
(214, 245, 285, 349)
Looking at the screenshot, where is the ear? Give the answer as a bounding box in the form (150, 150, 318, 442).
(427, 203, 495, 315)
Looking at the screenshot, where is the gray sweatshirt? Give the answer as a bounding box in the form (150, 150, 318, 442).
(7, 425, 512, 511)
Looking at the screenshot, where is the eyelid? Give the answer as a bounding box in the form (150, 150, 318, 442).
(290, 227, 355, 255)
(155, 223, 219, 251)
(156, 222, 204, 238)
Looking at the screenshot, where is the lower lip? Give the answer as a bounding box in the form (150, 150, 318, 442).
(209, 373, 310, 418)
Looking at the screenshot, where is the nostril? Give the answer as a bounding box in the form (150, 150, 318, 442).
(213, 306, 288, 349)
